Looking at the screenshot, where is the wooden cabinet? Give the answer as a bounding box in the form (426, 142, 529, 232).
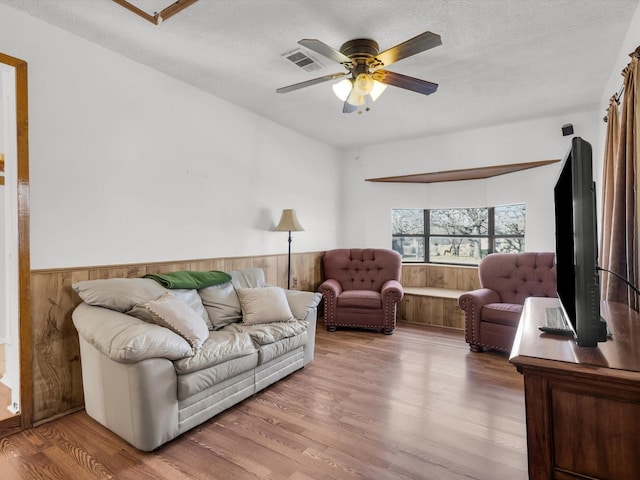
(510, 297, 640, 480)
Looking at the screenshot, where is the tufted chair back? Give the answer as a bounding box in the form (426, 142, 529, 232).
(479, 252, 557, 304)
(322, 248, 402, 292)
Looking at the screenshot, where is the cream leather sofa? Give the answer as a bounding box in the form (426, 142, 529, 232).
(72, 268, 321, 451)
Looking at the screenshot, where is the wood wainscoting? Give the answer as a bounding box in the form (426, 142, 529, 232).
(399, 264, 479, 328)
(29, 251, 324, 425)
(29, 255, 479, 426)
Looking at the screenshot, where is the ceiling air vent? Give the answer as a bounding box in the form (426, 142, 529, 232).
(282, 48, 323, 73)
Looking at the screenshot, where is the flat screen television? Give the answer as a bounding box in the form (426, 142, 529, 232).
(554, 136, 608, 347)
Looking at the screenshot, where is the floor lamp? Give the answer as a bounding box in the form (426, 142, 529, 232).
(274, 209, 304, 289)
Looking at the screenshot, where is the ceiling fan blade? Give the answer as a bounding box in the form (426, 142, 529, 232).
(375, 31, 442, 67)
(298, 39, 353, 65)
(276, 72, 348, 94)
(376, 70, 438, 95)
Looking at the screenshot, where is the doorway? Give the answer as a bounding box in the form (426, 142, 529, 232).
(0, 51, 31, 437)
(0, 148, 8, 421)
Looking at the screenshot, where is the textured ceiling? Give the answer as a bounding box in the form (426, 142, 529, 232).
(2, 0, 638, 148)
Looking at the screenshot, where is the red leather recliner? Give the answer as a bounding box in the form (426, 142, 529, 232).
(458, 252, 557, 353)
(319, 248, 404, 334)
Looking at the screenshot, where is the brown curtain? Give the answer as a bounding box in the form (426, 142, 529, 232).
(600, 96, 620, 299)
(600, 53, 639, 309)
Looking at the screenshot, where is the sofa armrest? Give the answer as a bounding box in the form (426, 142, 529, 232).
(283, 289, 321, 365)
(318, 278, 342, 297)
(318, 279, 342, 310)
(458, 288, 501, 345)
(73, 302, 194, 363)
(458, 288, 501, 310)
(79, 335, 179, 451)
(318, 279, 342, 328)
(284, 290, 322, 321)
(380, 279, 404, 333)
(381, 279, 404, 304)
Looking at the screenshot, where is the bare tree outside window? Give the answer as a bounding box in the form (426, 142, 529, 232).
(392, 209, 425, 261)
(392, 209, 424, 235)
(430, 208, 488, 236)
(430, 208, 488, 260)
(392, 204, 526, 265)
(494, 204, 526, 253)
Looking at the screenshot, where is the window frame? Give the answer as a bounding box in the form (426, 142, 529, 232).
(392, 205, 525, 265)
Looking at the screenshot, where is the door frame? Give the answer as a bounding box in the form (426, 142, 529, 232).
(0, 51, 32, 436)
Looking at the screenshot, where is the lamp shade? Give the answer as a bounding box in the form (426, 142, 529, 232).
(332, 78, 353, 101)
(346, 89, 365, 107)
(353, 73, 374, 96)
(275, 209, 304, 232)
(370, 80, 388, 101)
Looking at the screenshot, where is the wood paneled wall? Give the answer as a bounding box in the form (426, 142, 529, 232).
(398, 264, 479, 330)
(29, 255, 477, 425)
(401, 263, 480, 290)
(29, 251, 324, 424)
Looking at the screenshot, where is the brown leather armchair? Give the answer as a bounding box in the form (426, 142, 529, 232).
(458, 252, 557, 353)
(318, 248, 404, 334)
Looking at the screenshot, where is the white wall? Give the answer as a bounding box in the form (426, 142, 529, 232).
(0, 4, 343, 269)
(1, 2, 638, 270)
(341, 110, 601, 252)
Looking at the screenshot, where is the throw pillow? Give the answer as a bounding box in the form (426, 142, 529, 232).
(128, 288, 211, 327)
(144, 292, 210, 350)
(229, 268, 266, 289)
(171, 289, 212, 329)
(198, 281, 242, 330)
(72, 278, 167, 312)
(237, 287, 294, 325)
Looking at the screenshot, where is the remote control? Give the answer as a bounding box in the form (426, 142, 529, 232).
(538, 326, 575, 336)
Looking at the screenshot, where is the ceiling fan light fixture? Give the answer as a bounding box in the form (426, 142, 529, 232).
(353, 73, 374, 96)
(277, 32, 442, 113)
(346, 90, 365, 107)
(332, 78, 353, 101)
(370, 80, 387, 101)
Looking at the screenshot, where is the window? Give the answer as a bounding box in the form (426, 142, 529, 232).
(391, 204, 526, 265)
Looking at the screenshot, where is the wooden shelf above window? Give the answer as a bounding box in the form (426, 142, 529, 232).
(365, 159, 560, 184)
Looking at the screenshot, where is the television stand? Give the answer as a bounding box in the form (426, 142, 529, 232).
(510, 297, 640, 480)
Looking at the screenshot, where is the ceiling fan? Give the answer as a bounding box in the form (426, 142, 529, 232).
(276, 31, 442, 114)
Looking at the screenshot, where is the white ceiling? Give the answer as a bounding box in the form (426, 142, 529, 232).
(2, 0, 638, 148)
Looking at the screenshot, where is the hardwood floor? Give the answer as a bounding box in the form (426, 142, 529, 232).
(0, 322, 527, 479)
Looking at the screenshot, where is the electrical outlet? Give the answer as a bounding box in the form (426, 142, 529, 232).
(292, 277, 298, 288)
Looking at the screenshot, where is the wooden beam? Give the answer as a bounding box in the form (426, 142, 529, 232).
(158, 0, 200, 23)
(366, 159, 561, 184)
(112, 0, 156, 24)
(112, 0, 199, 25)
